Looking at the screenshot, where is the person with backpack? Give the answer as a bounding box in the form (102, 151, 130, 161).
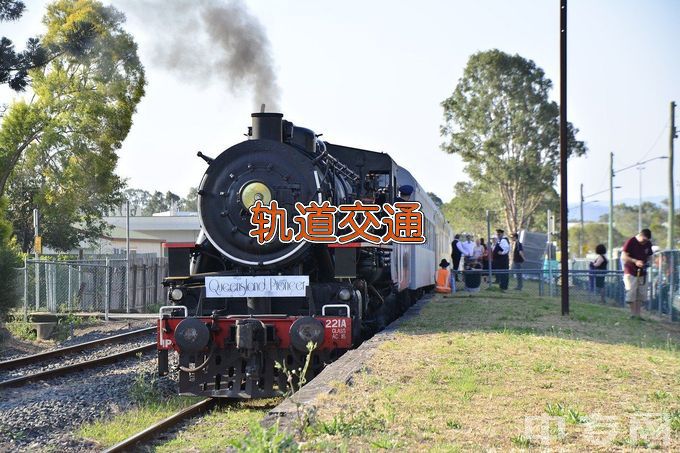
(492, 229, 510, 291)
(591, 244, 608, 304)
(511, 232, 526, 290)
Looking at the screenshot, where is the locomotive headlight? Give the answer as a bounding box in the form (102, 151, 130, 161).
(240, 181, 272, 208)
(337, 288, 352, 301)
(170, 288, 184, 301)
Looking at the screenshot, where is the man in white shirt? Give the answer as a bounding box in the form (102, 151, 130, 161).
(492, 229, 511, 290)
(461, 234, 475, 261)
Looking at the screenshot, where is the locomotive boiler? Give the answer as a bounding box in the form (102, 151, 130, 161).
(157, 112, 452, 398)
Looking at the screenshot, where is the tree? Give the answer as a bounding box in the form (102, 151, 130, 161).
(0, 197, 20, 318)
(142, 190, 180, 215)
(0, 0, 146, 252)
(441, 49, 586, 234)
(569, 223, 624, 256)
(426, 192, 443, 208)
(123, 188, 151, 216)
(599, 202, 667, 242)
(442, 181, 501, 235)
(180, 187, 198, 212)
(0, 1, 50, 91)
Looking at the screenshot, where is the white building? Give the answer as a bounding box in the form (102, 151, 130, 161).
(99, 212, 201, 255)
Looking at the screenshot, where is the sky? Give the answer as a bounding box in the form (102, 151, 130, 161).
(2, 0, 679, 216)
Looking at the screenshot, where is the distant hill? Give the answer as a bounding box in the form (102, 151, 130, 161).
(568, 196, 669, 222)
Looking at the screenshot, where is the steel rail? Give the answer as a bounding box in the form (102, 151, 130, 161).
(103, 398, 216, 453)
(0, 343, 156, 389)
(0, 326, 155, 371)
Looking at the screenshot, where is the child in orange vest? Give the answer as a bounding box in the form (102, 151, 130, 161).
(435, 259, 455, 293)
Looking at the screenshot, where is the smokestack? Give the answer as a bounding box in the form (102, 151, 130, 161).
(251, 113, 283, 141)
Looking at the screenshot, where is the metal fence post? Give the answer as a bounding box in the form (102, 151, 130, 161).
(126, 257, 130, 314)
(105, 257, 110, 321)
(141, 264, 147, 311)
(153, 263, 159, 305)
(35, 260, 40, 311)
(68, 265, 72, 311)
(23, 257, 28, 321)
(78, 265, 82, 311)
(131, 264, 137, 312)
(669, 252, 675, 321)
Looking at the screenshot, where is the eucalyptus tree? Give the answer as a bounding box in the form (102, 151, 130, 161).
(441, 49, 586, 234)
(0, 0, 145, 252)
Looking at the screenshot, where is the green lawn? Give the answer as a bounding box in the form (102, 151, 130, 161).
(301, 293, 680, 451)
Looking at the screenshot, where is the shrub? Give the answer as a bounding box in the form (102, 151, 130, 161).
(0, 202, 20, 320)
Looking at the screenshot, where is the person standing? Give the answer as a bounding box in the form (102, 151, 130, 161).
(480, 238, 489, 267)
(473, 238, 484, 264)
(492, 229, 510, 290)
(462, 234, 475, 265)
(621, 229, 653, 319)
(451, 234, 463, 281)
(591, 244, 608, 304)
(511, 233, 525, 290)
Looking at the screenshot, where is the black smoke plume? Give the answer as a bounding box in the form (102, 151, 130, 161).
(129, 0, 280, 109)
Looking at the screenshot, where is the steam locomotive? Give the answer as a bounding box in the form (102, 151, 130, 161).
(157, 112, 453, 398)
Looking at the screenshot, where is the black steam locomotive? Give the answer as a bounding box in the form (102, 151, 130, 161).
(157, 112, 452, 398)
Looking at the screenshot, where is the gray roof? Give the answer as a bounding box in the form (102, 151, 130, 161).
(104, 215, 201, 231)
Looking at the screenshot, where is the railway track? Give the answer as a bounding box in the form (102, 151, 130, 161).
(0, 327, 157, 389)
(103, 398, 216, 453)
(0, 326, 155, 370)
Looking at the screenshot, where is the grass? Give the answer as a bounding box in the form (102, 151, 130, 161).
(303, 292, 680, 450)
(77, 354, 282, 451)
(4, 320, 37, 341)
(78, 398, 199, 447)
(157, 400, 281, 452)
(78, 393, 281, 450)
(78, 360, 281, 451)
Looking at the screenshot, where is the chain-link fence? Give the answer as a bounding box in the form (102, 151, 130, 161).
(649, 250, 680, 321)
(13, 254, 167, 317)
(13, 251, 680, 321)
(456, 268, 627, 307)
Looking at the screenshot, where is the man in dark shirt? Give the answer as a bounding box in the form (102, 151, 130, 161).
(621, 228, 654, 319)
(492, 229, 510, 290)
(451, 234, 463, 282)
(511, 233, 525, 290)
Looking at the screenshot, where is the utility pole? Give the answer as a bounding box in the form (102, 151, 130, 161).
(669, 101, 677, 250)
(33, 208, 40, 311)
(579, 183, 584, 257)
(126, 199, 131, 314)
(608, 152, 614, 266)
(559, 0, 569, 315)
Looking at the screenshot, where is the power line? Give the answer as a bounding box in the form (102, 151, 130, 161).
(638, 121, 669, 162)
